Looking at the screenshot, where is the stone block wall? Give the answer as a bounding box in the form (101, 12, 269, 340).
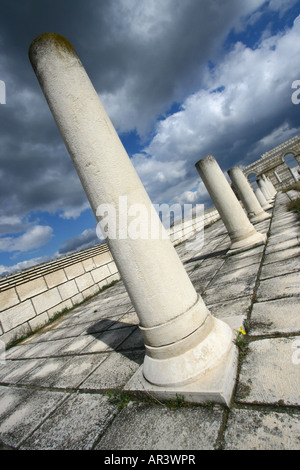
(243, 136, 300, 189)
(168, 207, 220, 244)
(0, 244, 120, 347)
(0, 206, 220, 347)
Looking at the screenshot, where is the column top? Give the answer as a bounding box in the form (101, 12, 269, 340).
(195, 155, 216, 167)
(29, 33, 78, 72)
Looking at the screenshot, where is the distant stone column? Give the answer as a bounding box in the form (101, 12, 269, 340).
(262, 174, 277, 196)
(268, 178, 277, 193)
(289, 167, 298, 183)
(274, 171, 281, 184)
(257, 179, 273, 202)
(195, 156, 266, 253)
(254, 188, 273, 210)
(29, 33, 236, 400)
(228, 166, 271, 224)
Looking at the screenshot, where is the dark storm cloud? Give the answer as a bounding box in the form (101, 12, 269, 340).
(0, 1, 99, 232)
(0, 0, 267, 135)
(92, 0, 269, 135)
(0, 136, 88, 221)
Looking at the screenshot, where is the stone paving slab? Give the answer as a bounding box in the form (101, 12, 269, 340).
(95, 402, 224, 450)
(208, 263, 258, 288)
(256, 271, 300, 301)
(15, 356, 76, 387)
(0, 191, 299, 451)
(79, 350, 144, 391)
(228, 244, 266, 260)
(188, 264, 225, 293)
(202, 277, 256, 305)
(0, 385, 34, 421)
(20, 392, 118, 450)
(0, 387, 68, 448)
(223, 408, 300, 450)
(80, 325, 137, 354)
(28, 321, 95, 342)
(117, 327, 145, 350)
(263, 245, 300, 265)
(272, 213, 291, 222)
(260, 256, 300, 280)
(41, 353, 109, 389)
(218, 251, 263, 273)
(108, 311, 139, 328)
(250, 298, 300, 336)
(187, 259, 224, 279)
(269, 226, 300, 239)
(236, 336, 300, 406)
(5, 337, 73, 360)
(0, 358, 41, 385)
(265, 236, 299, 252)
(208, 296, 251, 331)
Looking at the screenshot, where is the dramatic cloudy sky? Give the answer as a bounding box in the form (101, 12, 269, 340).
(1, 0, 300, 275)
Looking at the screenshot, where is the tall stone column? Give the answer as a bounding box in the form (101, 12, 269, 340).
(257, 179, 273, 202)
(274, 171, 282, 184)
(289, 167, 298, 183)
(262, 174, 277, 196)
(274, 171, 281, 184)
(195, 156, 266, 254)
(255, 188, 273, 210)
(268, 178, 277, 193)
(228, 166, 271, 224)
(29, 33, 237, 403)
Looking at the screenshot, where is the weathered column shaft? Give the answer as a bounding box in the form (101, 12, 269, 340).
(228, 166, 271, 223)
(255, 188, 272, 210)
(274, 171, 282, 183)
(257, 179, 273, 202)
(195, 156, 266, 253)
(289, 167, 298, 182)
(29, 33, 234, 389)
(268, 178, 277, 194)
(262, 174, 276, 196)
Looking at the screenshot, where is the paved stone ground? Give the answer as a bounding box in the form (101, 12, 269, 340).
(0, 191, 299, 451)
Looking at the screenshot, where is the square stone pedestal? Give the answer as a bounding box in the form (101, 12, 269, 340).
(125, 344, 238, 407)
(228, 233, 267, 256)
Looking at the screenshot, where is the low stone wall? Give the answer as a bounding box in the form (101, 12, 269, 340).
(168, 207, 220, 245)
(0, 206, 220, 347)
(0, 244, 120, 347)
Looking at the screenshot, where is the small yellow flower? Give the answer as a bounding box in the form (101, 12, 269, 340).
(239, 326, 246, 335)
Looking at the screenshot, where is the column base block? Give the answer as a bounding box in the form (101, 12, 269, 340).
(228, 232, 266, 255)
(250, 212, 272, 224)
(124, 343, 238, 407)
(262, 204, 273, 211)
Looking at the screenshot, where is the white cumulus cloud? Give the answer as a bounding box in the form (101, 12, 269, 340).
(133, 15, 300, 206)
(0, 225, 53, 253)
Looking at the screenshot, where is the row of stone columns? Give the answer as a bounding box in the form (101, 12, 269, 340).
(228, 167, 271, 224)
(194, 156, 276, 255)
(29, 34, 274, 404)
